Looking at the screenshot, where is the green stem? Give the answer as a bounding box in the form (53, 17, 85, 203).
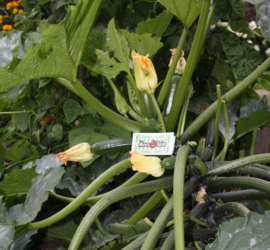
(174, 145, 192, 250)
(180, 56, 270, 144)
(150, 94, 166, 132)
(166, 215, 211, 228)
(166, 0, 210, 132)
(72, 80, 156, 132)
(95, 217, 107, 235)
(49, 172, 148, 204)
(194, 241, 202, 250)
(127, 72, 147, 118)
(68, 177, 173, 250)
(141, 197, 173, 250)
(214, 202, 250, 217)
(236, 164, 270, 179)
(28, 159, 132, 229)
(207, 153, 270, 176)
(0, 111, 31, 114)
(221, 101, 229, 161)
(160, 190, 170, 202)
(258, 199, 270, 210)
(5, 156, 38, 170)
(176, 84, 193, 138)
(250, 128, 258, 155)
(157, 28, 188, 107)
(210, 85, 221, 169)
(160, 230, 174, 250)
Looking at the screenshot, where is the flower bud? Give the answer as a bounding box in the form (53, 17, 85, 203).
(57, 143, 94, 165)
(131, 51, 158, 95)
(129, 151, 165, 177)
(168, 49, 186, 75)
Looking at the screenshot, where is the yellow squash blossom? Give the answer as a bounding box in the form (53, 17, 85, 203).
(129, 152, 164, 177)
(57, 143, 94, 165)
(168, 49, 186, 75)
(131, 51, 158, 95)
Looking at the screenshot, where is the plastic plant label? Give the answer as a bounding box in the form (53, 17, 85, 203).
(131, 132, 175, 155)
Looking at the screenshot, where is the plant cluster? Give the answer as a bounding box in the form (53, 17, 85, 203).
(0, 0, 270, 250)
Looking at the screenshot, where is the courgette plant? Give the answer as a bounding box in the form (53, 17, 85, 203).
(1, 0, 270, 249)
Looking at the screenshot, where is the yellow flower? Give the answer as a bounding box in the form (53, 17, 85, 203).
(168, 49, 186, 75)
(13, 8, 18, 14)
(131, 51, 158, 95)
(129, 152, 164, 177)
(57, 143, 94, 165)
(18, 9, 23, 14)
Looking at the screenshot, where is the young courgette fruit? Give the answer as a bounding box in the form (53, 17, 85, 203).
(142, 92, 155, 119)
(163, 73, 181, 117)
(91, 137, 132, 155)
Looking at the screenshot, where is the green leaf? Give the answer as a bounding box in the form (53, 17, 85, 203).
(230, 43, 260, 80)
(233, 110, 270, 141)
(8, 167, 65, 225)
(259, 73, 270, 92)
(32, 154, 64, 174)
(0, 168, 38, 203)
(211, 0, 231, 24)
(51, 0, 74, 12)
(136, 10, 174, 37)
(7, 229, 37, 250)
(99, 120, 131, 139)
(0, 0, 103, 91)
(157, 0, 202, 28)
(120, 31, 163, 58)
(239, 99, 270, 118)
(46, 220, 78, 243)
(229, 18, 249, 34)
(57, 177, 84, 196)
(206, 211, 270, 250)
(14, 97, 36, 132)
(221, 30, 243, 56)
(63, 99, 82, 124)
(229, 0, 246, 17)
(257, 1, 270, 41)
(211, 60, 232, 88)
(81, 100, 97, 117)
(48, 124, 63, 141)
(0, 196, 15, 250)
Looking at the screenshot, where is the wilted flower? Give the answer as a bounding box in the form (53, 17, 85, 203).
(129, 152, 164, 177)
(57, 143, 94, 165)
(131, 50, 158, 95)
(168, 49, 186, 74)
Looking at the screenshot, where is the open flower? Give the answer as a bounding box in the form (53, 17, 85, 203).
(57, 143, 94, 165)
(129, 152, 164, 177)
(168, 49, 186, 74)
(131, 51, 158, 95)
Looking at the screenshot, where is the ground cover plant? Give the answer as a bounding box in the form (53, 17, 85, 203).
(1, 0, 270, 249)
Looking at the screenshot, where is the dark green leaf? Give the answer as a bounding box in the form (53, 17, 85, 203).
(85, 233, 120, 250)
(7, 229, 37, 250)
(0, 159, 4, 178)
(0, 168, 38, 202)
(51, 0, 74, 12)
(257, 1, 270, 41)
(8, 167, 65, 225)
(229, 0, 246, 17)
(157, 0, 202, 28)
(121, 30, 163, 58)
(206, 211, 270, 250)
(229, 18, 249, 34)
(31, 154, 64, 174)
(100, 120, 131, 139)
(0, 196, 15, 250)
(211, 0, 231, 24)
(63, 99, 82, 124)
(211, 60, 232, 87)
(240, 99, 270, 118)
(46, 220, 78, 243)
(80, 100, 97, 117)
(221, 30, 243, 56)
(48, 124, 63, 141)
(57, 178, 84, 196)
(136, 10, 174, 37)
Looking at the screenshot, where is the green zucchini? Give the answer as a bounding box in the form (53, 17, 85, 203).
(163, 74, 181, 117)
(91, 137, 132, 155)
(142, 92, 155, 119)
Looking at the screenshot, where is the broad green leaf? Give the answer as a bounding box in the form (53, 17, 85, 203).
(48, 124, 63, 141)
(7, 229, 37, 250)
(0, 167, 38, 202)
(257, 1, 270, 41)
(0, 196, 15, 250)
(81, 100, 97, 117)
(120, 31, 163, 58)
(229, 18, 249, 34)
(46, 220, 78, 243)
(0, 0, 104, 91)
(233, 110, 270, 141)
(51, 0, 74, 12)
(99, 120, 131, 139)
(8, 167, 65, 225)
(239, 99, 270, 118)
(31, 154, 64, 174)
(211, 60, 232, 88)
(229, 0, 246, 16)
(63, 99, 82, 124)
(221, 31, 243, 56)
(136, 10, 174, 37)
(211, 0, 231, 24)
(206, 211, 270, 250)
(157, 0, 202, 28)
(230, 43, 260, 80)
(57, 177, 84, 196)
(96, 19, 130, 78)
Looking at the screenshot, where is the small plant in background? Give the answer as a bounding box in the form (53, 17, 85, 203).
(0, 0, 270, 250)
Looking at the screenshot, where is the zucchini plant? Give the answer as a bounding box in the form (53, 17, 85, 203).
(1, 0, 270, 249)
